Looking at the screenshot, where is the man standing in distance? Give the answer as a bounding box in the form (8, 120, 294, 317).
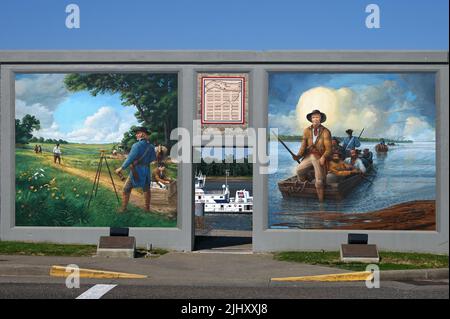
(53, 143, 62, 164)
(293, 109, 332, 202)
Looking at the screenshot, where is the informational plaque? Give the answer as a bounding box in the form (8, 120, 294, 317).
(195, 73, 249, 142)
(200, 75, 246, 125)
(97, 236, 136, 258)
(340, 244, 379, 263)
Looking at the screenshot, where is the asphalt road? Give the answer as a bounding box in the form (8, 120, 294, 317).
(0, 280, 448, 299)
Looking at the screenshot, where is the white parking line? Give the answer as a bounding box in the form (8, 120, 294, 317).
(76, 284, 117, 299)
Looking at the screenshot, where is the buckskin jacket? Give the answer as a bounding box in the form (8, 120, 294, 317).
(298, 125, 332, 160)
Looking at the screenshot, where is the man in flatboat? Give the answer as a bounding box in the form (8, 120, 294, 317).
(375, 138, 389, 153)
(292, 109, 332, 202)
(344, 149, 367, 174)
(327, 151, 362, 183)
(342, 129, 361, 157)
(360, 148, 373, 167)
(331, 137, 345, 159)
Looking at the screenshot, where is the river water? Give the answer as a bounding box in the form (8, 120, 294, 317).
(199, 180, 253, 231)
(269, 141, 436, 228)
(195, 141, 435, 230)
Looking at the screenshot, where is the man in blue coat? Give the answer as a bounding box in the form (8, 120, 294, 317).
(342, 129, 361, 157)
(115, 127, 156, 212)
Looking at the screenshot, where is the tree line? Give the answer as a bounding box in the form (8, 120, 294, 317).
(64, 73, 178, 152)
(16, 114, 69, 145)
(29, 137, 69, 145)
(195, 158, 253, 177)
(15, 115, 40, 144)
(276, 134, 413, 143)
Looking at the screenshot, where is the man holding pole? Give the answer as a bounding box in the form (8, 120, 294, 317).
(342, 129, 362, 157)
(115, 127, 156, 213)
(293, 109, 332, 202)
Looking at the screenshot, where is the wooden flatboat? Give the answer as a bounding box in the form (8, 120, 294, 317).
(278, 166, 374, 201)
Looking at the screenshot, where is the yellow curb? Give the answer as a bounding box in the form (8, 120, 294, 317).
(50, 265, 147, 279)
(271, 271, 373, 282)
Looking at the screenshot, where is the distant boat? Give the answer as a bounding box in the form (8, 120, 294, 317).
(375, 143, 389, 153)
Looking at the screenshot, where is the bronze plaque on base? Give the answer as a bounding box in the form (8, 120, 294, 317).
(340, 244, 379, 263)
(97, 236, 136, 258)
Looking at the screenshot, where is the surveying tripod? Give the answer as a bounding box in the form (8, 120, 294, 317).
(86, 150, 120, 209)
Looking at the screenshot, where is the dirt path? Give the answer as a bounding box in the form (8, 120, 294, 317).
(29, 152, 176, 215)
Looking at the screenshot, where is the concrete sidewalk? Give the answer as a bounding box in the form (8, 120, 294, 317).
(0, 253, 448, 287)
(0, 252, 349, 287)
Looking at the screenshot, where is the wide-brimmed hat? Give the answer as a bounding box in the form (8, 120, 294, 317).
(306, 109, 327, 123)
(133, 126, 150, 134)
(345, 129, 353, 135)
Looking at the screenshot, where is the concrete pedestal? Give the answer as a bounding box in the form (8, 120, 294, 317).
(96, 236, 136, 258)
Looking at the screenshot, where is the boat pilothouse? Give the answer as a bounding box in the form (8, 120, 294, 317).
(195, 171, 206, 189)
(194, 170, 253, 214)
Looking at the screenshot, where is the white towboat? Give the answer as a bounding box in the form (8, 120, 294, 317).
(194, 171, 253, 214)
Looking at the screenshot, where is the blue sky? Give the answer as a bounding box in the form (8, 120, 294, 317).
(269, 73, 436, 141)
(0, 0, 448, 49)
(15, 73, 139, 144)
(53, 92, 127, 134)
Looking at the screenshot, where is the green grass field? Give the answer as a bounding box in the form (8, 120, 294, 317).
(273, 251, 449, 271)
(16, 143, 177, 228)
(0, 241, 98, 257)
(0, 241, 169, 257)
(21, 143, 177, 178)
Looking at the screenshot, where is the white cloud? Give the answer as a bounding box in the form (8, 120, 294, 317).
(296, 86, 369, 136)
(290, 86, 435, 141)
(15, 99, 54, 127)
(65, 106, 138, 143)
(403, 116, 435, 142)
(16, 74, 139, 144)
(15, 74, 70, 130)
(33, 122, 62, 140)
(33, 106, 138, 144)
(16, 74, 69, 111)
(268, 110, 299, 135)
